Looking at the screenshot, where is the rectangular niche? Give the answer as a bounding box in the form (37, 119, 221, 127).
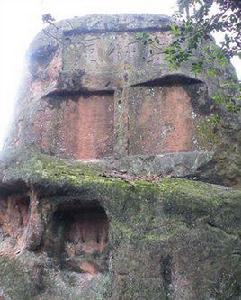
(127, 86, 195, 155)
(43, 201, 109, 275)
(0, 195, 30, 246)
(62, 93, 114, 160)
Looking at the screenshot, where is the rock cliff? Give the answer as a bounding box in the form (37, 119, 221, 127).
(0, 14, 241, 299)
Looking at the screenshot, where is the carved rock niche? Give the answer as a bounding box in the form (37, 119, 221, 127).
(44, 201, 109, 275)
(0, 194, 30, 251)
(32, 93, 115, 160)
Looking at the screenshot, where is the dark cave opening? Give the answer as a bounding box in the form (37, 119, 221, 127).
(44, 201, 109, 274)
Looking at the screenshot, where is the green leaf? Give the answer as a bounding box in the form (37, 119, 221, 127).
(171, 24, 180, 37)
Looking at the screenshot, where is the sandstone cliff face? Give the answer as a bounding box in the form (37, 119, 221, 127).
(0, 15, 241, 300)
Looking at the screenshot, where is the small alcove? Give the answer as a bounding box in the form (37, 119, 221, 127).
(34, 91, 115, 160)
(44, 200, 109, 274)
(127, 75, 209, 155)
(0, 194, 30, 243)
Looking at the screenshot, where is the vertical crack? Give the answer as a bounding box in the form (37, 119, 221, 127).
(161, 254, 172, 299)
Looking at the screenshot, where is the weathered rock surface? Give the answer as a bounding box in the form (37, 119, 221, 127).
(1, 153, 241, 299)
(0, 14, 241, 299)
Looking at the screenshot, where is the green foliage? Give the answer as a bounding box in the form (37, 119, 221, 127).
(170, 24, 181, 37)
(136, 4, 241, 113)
(163, 0, 241, 113)
(211, 79, 241, 112)
(135, 32, 151, 44)
(196, 115, 220, 149)
(191, 61, 203, 75)
(209, 114, 221, 126)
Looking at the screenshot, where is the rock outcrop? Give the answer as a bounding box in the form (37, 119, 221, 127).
(0, 14, 241, 299)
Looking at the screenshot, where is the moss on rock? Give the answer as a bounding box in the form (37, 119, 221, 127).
(1, 152, 241, 299)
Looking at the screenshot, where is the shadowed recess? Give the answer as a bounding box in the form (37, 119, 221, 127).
(132, 74, 203, 87)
